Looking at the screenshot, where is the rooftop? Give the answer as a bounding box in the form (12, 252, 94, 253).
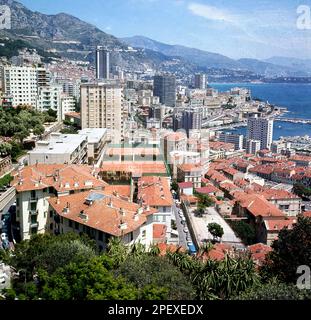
(78, 128, 107, 144)
(12, 164, 105, 193)
(48, 190, 156, 237)
(29, 133, 86, 155)
(138, 176, 174, 207)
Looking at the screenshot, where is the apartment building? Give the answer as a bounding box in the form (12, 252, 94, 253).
(247, 116, 274, 150)
(80, 82, 123, 142)
(137, 176, 174, 240)
(2, 66, 38, 107)
(78, 128, 108, 165)
(28, 133, 88, 165)
(11, 164, 106, 240)
(61, 95, 76, 120)
(36, 85, 62, 119)
(219, 132, 244, 150)
(48, 190, 156, 251)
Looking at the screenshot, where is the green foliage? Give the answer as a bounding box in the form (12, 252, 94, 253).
(194, 192, 215, 208)
(116, 255, 196, 300)
(0, 106, 57, 160)
(171, 180, 179, 193)
(207, 223, 224, 240)
(0, 174, 13, 189)
(229, 220, 256, 245)
(261, 216, 311, 284)
(10, 233, 96, 276)
(293, 183, 311, 198)
(234, 279, 311, 300)
(38, 257, 139, 300)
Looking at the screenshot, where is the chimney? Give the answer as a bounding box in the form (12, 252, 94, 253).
(119, 208, 125, 216)
(119, 219, 127, 230)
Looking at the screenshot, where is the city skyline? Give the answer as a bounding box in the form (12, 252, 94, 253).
(19, 0, 311, 60)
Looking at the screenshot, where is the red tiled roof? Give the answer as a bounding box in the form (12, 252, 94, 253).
(235, 193, 285, 218)
(153, 224, 167, 240)
(48, 190, 157, 237)
(178, 182, 193, 189)
(12, 164, 106, 193)
(138, 176, 174, 207)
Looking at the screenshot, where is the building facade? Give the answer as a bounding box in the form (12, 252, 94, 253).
(153, 74, 176, 107)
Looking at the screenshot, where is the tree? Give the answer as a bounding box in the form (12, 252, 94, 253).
(116, 254, 196, 300)
(171, 180, 179, 193)
(293, 183, 311, 199)
(261, 216, 311, 283)
(14, 127, 29, 144)
(229, 221, 256, 245)
(234, 279, 311, 300)
(0, 143, 12, 157)
(9, 233, 96, 276)
(33, 124, 45, 136)
(208, 223, 224, 242)
(38, 256, 139, 300)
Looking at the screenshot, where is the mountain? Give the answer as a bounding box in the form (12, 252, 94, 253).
(122, 35, 310, 77)
(265, 56, 311, 74)
(121, 35, 243, 70)
(237, 58, 309, 77)
(0, 0, 176, 71)
(0, 0, 309, 78)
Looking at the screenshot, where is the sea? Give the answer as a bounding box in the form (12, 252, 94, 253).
(210, 83, 311, 140)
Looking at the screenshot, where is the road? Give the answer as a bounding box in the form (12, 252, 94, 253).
(172, 202, 193, 248)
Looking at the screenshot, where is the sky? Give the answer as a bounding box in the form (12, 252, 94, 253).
(19, 0, 311, 60)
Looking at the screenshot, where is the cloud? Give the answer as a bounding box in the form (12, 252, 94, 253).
(188, 2, 235, 23)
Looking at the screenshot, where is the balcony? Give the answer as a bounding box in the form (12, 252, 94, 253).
(29, 210, 38, 216)
(29, 197, 38, 203)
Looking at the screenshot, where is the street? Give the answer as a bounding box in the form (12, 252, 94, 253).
(172, 202, 194, 249)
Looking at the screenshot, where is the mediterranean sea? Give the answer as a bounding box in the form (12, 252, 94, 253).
(210, 83, 311, 140)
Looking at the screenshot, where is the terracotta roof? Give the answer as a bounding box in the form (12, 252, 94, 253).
(103, 185, 131, 200)
(65, 112, 81, 118)
(178, 182, 193, 189)
(153, 224, 167, 240)
(196, 184, 221, 195)
(303, 211, 311, 218)
(235, 193, 285, 218)
(105, 147, 160, 156)
(264, 217, 297, 231)
(12, 164, 106, 193)
(48, 190, 156, 237)
(178, 163, 202, 172)
(164, 132, 187, 141)
(199, 243, 233, 261)
(101, 161, 167, 175)
(157, 243, 186, 256)
(259, 189, 300, 200)
(248, 243, 272, 265)
(138, 176, 174, 207)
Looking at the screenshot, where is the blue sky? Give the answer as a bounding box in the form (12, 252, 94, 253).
(19, 0, 311, 60)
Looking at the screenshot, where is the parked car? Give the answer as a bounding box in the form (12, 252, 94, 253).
(183, 227, 189, 234)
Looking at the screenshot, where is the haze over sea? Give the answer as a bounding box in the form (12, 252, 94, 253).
(210, 83, 311, 140)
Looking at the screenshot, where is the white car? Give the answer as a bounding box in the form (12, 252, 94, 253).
(187, 241, 194, 246)
(183, 227, 189, 234)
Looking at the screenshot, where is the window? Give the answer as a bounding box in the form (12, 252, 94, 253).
(31, 227, 38, 235)
(50, 223, 53, 230)
(31, 190, 36, 199)
(30, 202, 37, 211)
(98, 231, 103, 241)
(130, 232, 134, 241)
(142, 230, 146, 239)
(69, 220, 73, 228)
(75, 222, 79, 230)
(49, 211, 54, 218)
